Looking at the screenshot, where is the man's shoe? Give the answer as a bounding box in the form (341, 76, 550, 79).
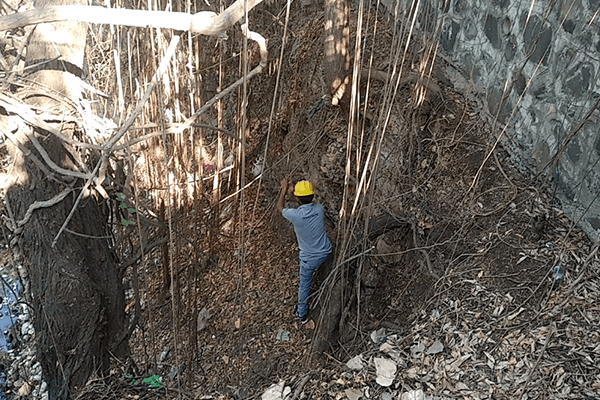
(294, 305, 309, 324)
(298, 313, 309, 324)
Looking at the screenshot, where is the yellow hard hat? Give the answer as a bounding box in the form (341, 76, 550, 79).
(294, 181, 314, 196)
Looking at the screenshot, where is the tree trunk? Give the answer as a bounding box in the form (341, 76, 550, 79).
(5, 0, 127, 398)
(324, 0, 350, 107)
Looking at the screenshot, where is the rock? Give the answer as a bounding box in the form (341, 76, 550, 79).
(345, 388, 363, 400)
(159, 347, 170, 362)
(370, 328, 387, 345)
(21, 322, 30, 336)
(233, 387, 250, 399)
(276, 329, 290, 341)
(346, 355, 365, 371)
(261, 380, 285, 400)
(197, 307, 211, 331)
(376, 237, 402, 264)
(401, 389, 427, 400)
(373, 357, 396, 387)
(426, 340, 444, 355)
(18, 381, 31, 396)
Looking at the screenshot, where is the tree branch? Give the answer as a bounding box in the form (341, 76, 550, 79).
(8, 187, 73, 234)
(0, 92, 102, 150)
(178, 23, 267, 131)
(0, 0, 263, 35)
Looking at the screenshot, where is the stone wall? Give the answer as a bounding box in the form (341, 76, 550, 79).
(382, 0, 600, 239)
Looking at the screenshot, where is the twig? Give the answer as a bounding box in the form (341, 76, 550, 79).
(63, 228, 112, 239)
(51, 148, 103, 248)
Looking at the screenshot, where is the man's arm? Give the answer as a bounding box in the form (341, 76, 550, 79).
(276, 178, 288, 213)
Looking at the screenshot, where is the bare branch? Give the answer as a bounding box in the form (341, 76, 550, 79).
(11, 187, 73, 234)
(0, 92, 102, 150)
(113, 123, 242, 151)
(179, 23, 267, 131)
(27, 132, 92, 179)
(2, 128, 57, 180)
(0, 0, 263, 35)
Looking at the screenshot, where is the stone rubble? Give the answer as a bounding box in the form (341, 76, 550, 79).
(1, 263, 48, 400)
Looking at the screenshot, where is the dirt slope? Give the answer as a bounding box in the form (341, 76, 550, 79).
(16, 1, 595, 399)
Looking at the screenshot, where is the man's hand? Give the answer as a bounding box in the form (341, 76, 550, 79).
(277, 177, 289, 213)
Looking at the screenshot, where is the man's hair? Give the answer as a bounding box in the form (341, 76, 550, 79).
(297, 194, 314, 204)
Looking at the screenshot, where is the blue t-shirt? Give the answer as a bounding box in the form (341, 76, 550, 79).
(282, 203, 332, 261)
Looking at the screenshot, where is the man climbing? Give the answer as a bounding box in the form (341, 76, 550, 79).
(277, 178, 332, 324)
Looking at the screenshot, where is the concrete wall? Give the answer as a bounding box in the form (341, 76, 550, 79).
(383, 0, 600, 239)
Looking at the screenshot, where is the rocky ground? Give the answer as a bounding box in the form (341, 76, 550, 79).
(0, 1, 599, 400)
(0, 262, 47, 399)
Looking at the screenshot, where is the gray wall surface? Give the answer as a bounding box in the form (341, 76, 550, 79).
(383, 0, 600, 239)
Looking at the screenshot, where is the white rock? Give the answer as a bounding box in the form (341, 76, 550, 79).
(40, 381, 47, 392)
(346, 355, 365, 371)
(345, 388, 363, 400)
(381, 393, 393, 400)
(426, 340, 443, 355)
(401, 389, 426, 400)
(379, 342, 394, 353)
(18, 382, 31, 396)
(261, 380, 285, 400)
(373, 357, 396, 387)
(370, 328, 386, 344)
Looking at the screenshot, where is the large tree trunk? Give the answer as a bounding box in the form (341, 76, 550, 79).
(324, 0, 350, 107)
(4, 0, 127, 397)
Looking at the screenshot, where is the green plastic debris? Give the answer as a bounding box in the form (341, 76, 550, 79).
(142, 375, 163, 388)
